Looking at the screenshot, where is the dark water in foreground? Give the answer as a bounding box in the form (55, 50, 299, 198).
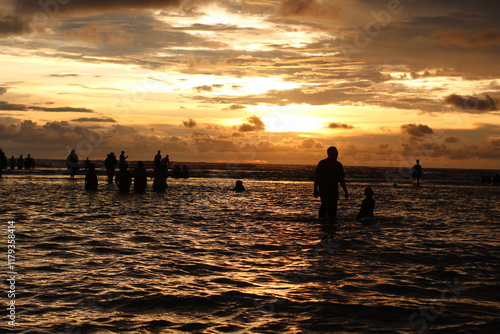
(1, 166, 499, 333)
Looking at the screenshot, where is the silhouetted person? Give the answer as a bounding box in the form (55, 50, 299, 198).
(84, 158, 91, 171)
(24, 154, 34, 170)
(115, 162, 132, 193)
(412, 159, 423, 186)
(165, 154, 171, 169)
(85, 163, 98, 191)
(172, 164, 181, 178)
(104, 152, 118, 184)
(314, 146, 348, 221)
(356, 187, 375, 220)
(0, 149, 7, 178)
(9, 156, 15, 170)
(182, 165, 189, 178)
(17, 155, 24, 170)
(233, 180, 245, 192)
(133, 161, 148, 193)
(66, 149, 79, 178)
(153, 159, 168, 192)
(154, 150, 162, 172)
(119, 151, 128, 170)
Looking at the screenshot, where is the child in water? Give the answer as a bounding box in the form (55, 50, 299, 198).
(356, 187, 375, 220)
(85, 163, 98, 191)
(233, 180, 245, 192)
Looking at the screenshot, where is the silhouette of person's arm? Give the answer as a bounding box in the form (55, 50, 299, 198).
(313, 177, 320, 197)
(340, 179, 348, 200)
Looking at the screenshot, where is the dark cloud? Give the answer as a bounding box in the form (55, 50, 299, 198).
(238, 115, 265, 132)
(444, 136, 461, 144)
(0, 87, 7, 95)
(31, 106, 93, 112)
(0, 14, 26, 35)
(0, 100, 26, 111)
(182, 118, 196, 128)
(327, 122, 354, 130)
(433, 29, 500, 47)
(277, 0, 341, 19)
(14, 0, 184, 14)
(193, 84, 223, 92)
(48, 73, 80, 77)
(71, 117, 116, 122)
(444, 94, 497, 112)
(223, 104, 246, 111)
(0, 100, 93, 112)
(401, 123, 434, 137)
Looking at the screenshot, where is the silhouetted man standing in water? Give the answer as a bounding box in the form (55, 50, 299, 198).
(412, 159, 423, 186)
(314, 146, 348, 221)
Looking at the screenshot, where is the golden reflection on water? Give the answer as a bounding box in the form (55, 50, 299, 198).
(1, 175, 499, 333)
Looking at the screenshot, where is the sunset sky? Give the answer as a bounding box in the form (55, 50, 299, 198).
(1, 0, 499, 168)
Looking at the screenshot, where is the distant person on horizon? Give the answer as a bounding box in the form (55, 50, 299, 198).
(356, 187, 375, 220)
(119, 151, 128, 170)
(24, 154, 34, 170)
(0, 149, 7, 178)
(154, 150, 162, 172)
(165, 154, 171, 169)
(115, 162, 132, 193)
(104, 152, 118, 184)
(85, 163, 98, 191)
(314, 146, 348, 221)
(172, 164, 181, 178)
(17, 155, 24, 170)
(412, 159, 423, 186)
(233, 180, 245, 192)
(153, 159, 168, 192)
(84, 157, 91, 171)
(66, 149, 79, 178)
(133, 161, 148, 193)
(9, 156, 15, 170)
(182, 165, 189, 178)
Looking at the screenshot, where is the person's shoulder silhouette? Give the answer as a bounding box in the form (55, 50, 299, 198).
(356, 187, 375, 220)
(233, 180, 245, 192)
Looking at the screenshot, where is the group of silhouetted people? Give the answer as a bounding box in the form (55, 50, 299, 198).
(77, 149, 182, 193)
(0, 149, 36, 178)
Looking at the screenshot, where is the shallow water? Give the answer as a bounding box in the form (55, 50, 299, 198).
(1, 167, 499, 333)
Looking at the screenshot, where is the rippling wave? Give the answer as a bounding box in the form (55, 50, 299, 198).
(0, 167, 499, 333)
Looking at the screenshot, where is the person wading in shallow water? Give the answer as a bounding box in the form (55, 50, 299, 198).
(412, 159, 423, 186)
(314, 146, 348, 221)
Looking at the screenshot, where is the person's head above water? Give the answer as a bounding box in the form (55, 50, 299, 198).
(327, 146, 338, 159)
(364, 187, 374, 198)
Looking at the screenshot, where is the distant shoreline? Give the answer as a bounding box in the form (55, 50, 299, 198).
(2, 159, 499, 172)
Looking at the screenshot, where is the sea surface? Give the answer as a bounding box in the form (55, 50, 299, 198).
(1, 165, 499, 333)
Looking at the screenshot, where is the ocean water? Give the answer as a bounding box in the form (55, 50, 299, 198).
(1, 166, 499, 333)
